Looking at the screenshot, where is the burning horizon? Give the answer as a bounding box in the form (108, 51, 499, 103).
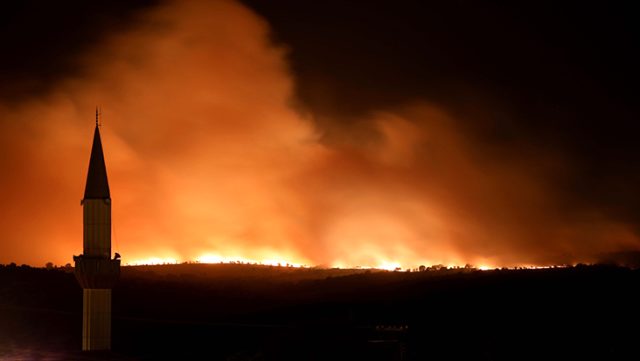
(0, 0, 638, 269)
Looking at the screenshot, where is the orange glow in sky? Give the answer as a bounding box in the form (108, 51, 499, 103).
(0, 0, 638, 269)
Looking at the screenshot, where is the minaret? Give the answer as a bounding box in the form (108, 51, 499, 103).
(74, 109, 120, 351)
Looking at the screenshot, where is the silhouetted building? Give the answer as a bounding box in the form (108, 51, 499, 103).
(73, 110, 120, 351)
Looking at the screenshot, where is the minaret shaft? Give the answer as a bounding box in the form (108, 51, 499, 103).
(83, 199, 111, 258)
(83, 289, 112, 350)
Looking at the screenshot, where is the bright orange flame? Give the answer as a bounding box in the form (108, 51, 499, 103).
(196, 253, 306, 267)
(127, 257, 179, 266)
(374, 262, 403, 271)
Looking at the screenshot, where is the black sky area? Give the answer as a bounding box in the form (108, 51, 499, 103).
(1, 1, 639, 238)
(0, 0, 159, 100)
(244, 1, 640, 235)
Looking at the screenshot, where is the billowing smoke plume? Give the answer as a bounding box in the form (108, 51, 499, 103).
(0, 0, 637, 268)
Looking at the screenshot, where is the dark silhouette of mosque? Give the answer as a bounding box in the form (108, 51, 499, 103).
(73, 109, 120, 351)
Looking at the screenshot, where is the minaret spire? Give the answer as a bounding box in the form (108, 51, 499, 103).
(84, 116, 110, 199)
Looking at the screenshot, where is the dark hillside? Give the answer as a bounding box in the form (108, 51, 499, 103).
(1, 264, 638, 360)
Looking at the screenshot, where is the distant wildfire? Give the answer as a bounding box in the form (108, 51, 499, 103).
(0, 0, 638, 269)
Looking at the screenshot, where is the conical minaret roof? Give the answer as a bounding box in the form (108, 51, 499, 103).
(84, 124, 110, 199)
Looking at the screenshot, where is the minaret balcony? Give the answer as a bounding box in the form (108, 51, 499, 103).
(74, 255, 121, 289)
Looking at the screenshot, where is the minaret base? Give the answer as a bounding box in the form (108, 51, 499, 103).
(82, 288, 112, 351)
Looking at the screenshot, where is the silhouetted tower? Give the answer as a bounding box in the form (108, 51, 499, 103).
(74, 109, 120, 351)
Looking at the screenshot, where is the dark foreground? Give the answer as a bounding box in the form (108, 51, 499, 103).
(1, 263, 639, 360)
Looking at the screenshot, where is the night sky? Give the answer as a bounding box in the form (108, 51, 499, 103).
(1, 0, 639, 267)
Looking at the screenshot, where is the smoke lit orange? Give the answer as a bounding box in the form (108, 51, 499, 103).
(0, 0, 638, 269)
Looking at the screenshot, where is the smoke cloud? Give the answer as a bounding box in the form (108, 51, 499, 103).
(0, 0, 638, 268)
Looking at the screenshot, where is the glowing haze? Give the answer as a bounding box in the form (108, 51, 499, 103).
(0, 0, 637, 268)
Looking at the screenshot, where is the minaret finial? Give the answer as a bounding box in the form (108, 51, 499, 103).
(95, 106, 102, 127)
